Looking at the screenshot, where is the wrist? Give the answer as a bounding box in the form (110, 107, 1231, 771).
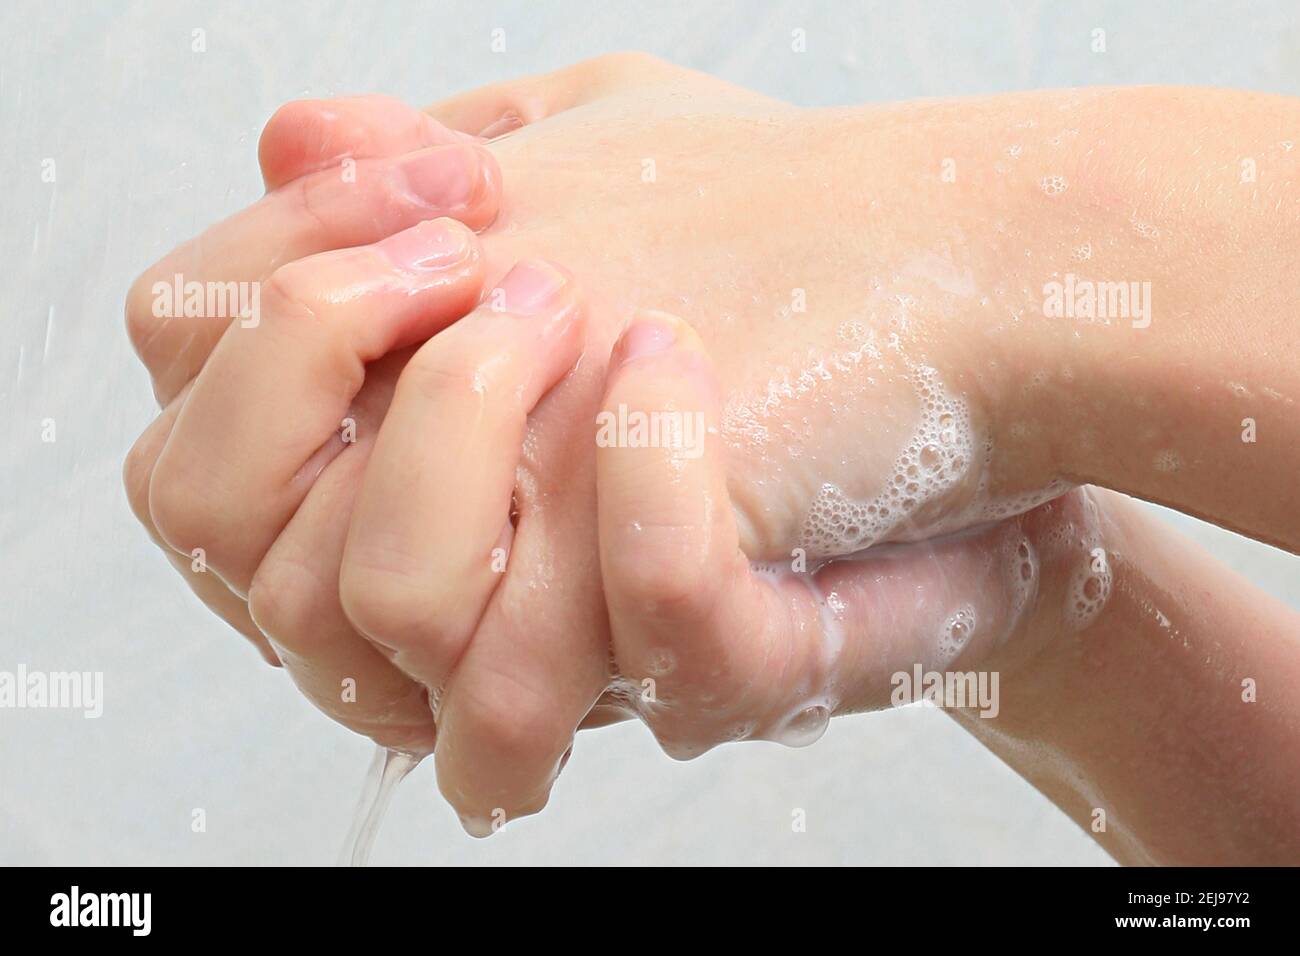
(958, 489, 1300, 864)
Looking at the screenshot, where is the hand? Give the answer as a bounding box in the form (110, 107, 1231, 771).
(125, 95, 503, 748)
(348, 65, 1300, 856)
(334, 294, 1114, 832)
(122, 63, 1130, 831)
(124, 65, 1300, 860)
(436, 54, 1074, 558)
(123, 68, 1084, 830)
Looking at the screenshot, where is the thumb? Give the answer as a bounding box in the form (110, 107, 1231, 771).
(597, 310, 798, 757)
(258, 94, 470, 191)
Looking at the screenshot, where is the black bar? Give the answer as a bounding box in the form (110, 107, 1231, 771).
(1, 866, 1293, 941)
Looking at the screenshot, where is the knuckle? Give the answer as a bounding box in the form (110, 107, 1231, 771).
(262, 262, 367, 394)
(288, 171, 346, 239)
(587, 50, 665, 78)
(260, 262, 322, 321)
(247, 556, 328, 651)
(292, 159, 417, 242)
(455, 668, 568, 764)
(338, 559, 446, 653)
(258, 100, 318, 165)
(122, 433, 160, 529)
(124, 266, 167, 357)
(146, 458, 211, 556)
(605, 526, 719, 622)
(399, 345, 495, 406)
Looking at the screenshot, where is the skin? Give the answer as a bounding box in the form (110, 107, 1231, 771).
(963, 489, 1300, 865)
(124, 55, 1300, 859)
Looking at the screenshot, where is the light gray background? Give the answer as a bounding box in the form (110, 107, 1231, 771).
(2, 0, 1297, 865)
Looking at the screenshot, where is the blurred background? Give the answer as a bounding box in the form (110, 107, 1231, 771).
(3, 0, 1298, 865)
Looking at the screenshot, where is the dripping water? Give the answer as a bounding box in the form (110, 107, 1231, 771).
(337, 745, 421, 866)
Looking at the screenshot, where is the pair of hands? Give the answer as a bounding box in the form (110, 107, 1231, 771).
(125, 55, 1099, 833)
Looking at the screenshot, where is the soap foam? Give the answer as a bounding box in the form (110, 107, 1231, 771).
(936, 604, 977, 667)
(799, 366, 975, 560)
(1066, 545, 1113, 631)
(1007, 535, 1039, 626)
(971, 478, 1073, 524)
(769, 700, 833, 748)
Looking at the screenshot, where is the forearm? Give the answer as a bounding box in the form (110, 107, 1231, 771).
(814, 87, 1299, 551)
(959, 489, 1300, 865)
(810, 88, 1300, 863)
(1015, 88, 1300, 551)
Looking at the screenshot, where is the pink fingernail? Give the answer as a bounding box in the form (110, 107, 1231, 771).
(398, 145, 481, 209)
(381, 220, 471, 271)
(617, 316, 677, 365)
(492, 260, 569, 314)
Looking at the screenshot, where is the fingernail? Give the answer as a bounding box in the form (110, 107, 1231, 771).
(381, 219, 471, 271)
(397, 145, 481, 209)
(617, 312, 679, 366)
(492, 260, 569, 314)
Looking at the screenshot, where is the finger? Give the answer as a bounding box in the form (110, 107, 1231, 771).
(127, 143, 501, 405)
(427, 346, 611, 836)
(148, 217, 487, 596)
(596, 317, 1108, 754)
(594, 312, 1069, 754)
(339, 259, 585, 693)
(248, 422, 438, 755)
(596, 311, 792, 756)
(258, 94, 472, 191)
(432, 492, 612, 837)
(123, 383, 279, 665)
(424, 52, 681, 138)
